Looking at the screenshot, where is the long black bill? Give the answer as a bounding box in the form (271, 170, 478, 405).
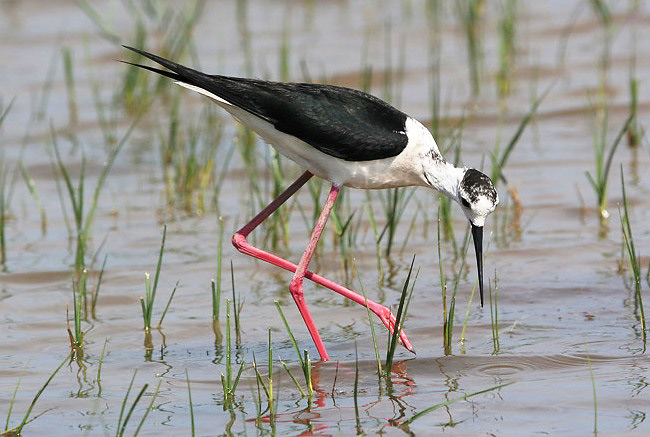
(471, 224, 484, 307)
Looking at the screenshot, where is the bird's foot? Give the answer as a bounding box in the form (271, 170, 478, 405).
(376, 306, 415, 354)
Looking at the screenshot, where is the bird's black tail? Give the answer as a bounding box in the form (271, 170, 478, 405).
(121, 45, 210, 89)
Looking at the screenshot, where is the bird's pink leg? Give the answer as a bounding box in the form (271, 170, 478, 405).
(288, 183, 340, 361)
(232, 171, 414, 361)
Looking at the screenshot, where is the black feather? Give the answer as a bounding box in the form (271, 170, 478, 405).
(122, 46, 409, 162)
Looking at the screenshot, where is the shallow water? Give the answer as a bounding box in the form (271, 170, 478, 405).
(2, 0, 650, 435)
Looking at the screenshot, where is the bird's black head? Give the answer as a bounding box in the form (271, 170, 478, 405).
(457, 168, 498, 307)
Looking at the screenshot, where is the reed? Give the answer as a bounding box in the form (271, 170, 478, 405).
(140, 225, 167, 351)
(385, 255, 417, 376)
(586, 114, 633, 219)
(619, 169, 646, 345)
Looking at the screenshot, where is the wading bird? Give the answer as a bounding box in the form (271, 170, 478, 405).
(123, 46, 498, 362)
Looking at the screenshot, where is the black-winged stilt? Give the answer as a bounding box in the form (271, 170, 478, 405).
(123, 46, 499, 362)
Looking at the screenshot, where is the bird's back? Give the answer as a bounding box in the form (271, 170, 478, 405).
(124, 46, 409, 162)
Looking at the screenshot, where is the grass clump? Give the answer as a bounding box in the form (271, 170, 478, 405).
(67, 271, 87, 359)
(252, 329, 275, 415)
(51, 117, 137, 273)
(220, 299, 245, 406)
(139, 225, 169, 352)
(440, 223, 471, 355)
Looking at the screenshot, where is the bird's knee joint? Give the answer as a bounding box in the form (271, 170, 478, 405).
(231, 232, 247, 252)
(289, 279, 305, 300)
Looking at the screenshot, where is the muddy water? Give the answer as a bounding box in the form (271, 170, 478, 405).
(2, 0, 650, 435)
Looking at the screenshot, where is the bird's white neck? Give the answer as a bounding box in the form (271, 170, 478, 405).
(423, 160, 465, 200)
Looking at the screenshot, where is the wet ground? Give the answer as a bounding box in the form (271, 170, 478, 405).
(2, 0, 650, 435)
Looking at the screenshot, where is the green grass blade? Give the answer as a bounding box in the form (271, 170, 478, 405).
(385, 255, 416, 373)
(186, 369, 195, 436)
(401, 382, 513, 427)
(357, 273, 382, 377)
(133, 380, 161, 437)
(118, 384, 149, 437)
(280, 359, 305, 397)
(91, 254, 108, 318)
(116, 370, 137, 436)
(149, 225, 167, 319)
(274, 301, 304, 368)
(157, 280, 179, 328)
(14, 352, 71, 434)
(4, 362, 28, 431)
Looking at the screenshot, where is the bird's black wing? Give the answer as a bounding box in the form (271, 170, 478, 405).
(123, 46, 409, 162)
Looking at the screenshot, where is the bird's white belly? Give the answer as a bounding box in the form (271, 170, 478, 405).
(223, 105, 424, 189)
